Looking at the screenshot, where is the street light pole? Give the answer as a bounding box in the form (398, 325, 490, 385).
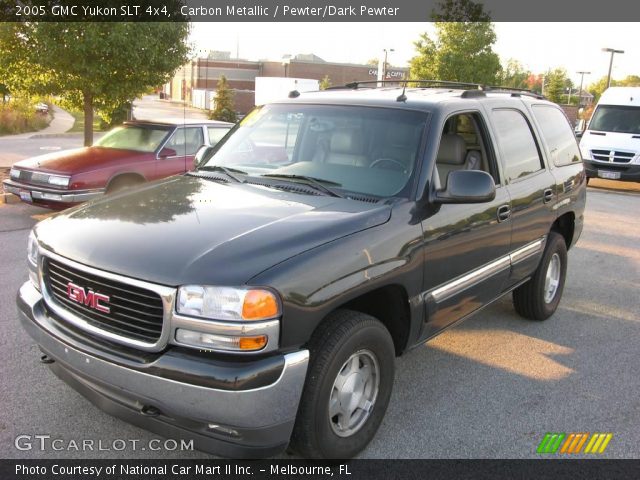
(383, 48, 394, 81)
(576, 71, 590, 107)
(602, 48, 624, 88)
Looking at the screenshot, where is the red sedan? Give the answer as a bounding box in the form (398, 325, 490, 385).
(3, 119, 233, 209)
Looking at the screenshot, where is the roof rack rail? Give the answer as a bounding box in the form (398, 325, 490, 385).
(329, 79, 484, 90)
(325, 79, 546, 100)
(483, 85, 545, 99)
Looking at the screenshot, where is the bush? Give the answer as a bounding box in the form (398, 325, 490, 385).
(0, 98, 51, 135)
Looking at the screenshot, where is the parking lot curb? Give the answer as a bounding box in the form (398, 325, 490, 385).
(1, 192, 19, 204)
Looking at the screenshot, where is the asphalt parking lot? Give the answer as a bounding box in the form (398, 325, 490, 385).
(0, 181, 638, 459)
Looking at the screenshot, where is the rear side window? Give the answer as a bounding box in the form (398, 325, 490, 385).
(491, 109, 543, 182)
(531, 105, 581, 166)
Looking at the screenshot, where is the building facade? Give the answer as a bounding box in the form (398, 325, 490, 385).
(164, 54, 408, 115)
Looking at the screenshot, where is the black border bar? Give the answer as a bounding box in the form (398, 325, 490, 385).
(3, 0, 640, 22)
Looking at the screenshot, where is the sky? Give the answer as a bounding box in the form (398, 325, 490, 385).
(190, 22, 636, 86)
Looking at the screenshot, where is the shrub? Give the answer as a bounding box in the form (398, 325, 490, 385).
(0, 98, 51, 135)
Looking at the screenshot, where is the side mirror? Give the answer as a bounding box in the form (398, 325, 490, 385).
(435, 170, 496, 204)
(158, 147, 177, 158)
(193, 145, 215, 168)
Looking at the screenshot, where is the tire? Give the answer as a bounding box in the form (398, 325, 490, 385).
(290, 310, 395, 459)
(513, 231, 568, 321)
(107, 176, 143, 194)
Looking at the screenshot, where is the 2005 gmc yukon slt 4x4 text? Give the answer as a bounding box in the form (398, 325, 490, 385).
(17, 82, 586, 459)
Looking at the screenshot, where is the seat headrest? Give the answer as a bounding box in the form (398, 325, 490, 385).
(436, 134, 466, 165)
(330, 131, 364, 154)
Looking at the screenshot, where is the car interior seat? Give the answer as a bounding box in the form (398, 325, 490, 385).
(325, 130, 368, 167)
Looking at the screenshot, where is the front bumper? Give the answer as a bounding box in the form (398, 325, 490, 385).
(17, 281, 309, 458)
(583, 160, 640, 181)
(3, 179, 104, 205)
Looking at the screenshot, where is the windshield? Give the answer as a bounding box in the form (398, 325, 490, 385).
(589, 105, 640, 135)
(200, 104, 427, 198)
(95, 125, 171, 152)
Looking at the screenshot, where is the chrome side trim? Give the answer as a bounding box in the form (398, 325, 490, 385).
(170, 314, 280, 354)
(38, 249, 175, 353)
(509, 237, 545, 265)
(425, 236, 546, 303)
(430, 256, 510, 303)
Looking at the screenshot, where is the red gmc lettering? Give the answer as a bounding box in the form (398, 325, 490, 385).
(66, 282, 110, 313)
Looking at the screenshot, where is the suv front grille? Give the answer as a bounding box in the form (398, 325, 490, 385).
(43, 257, 165, 343)
(590, 149, 635, 163)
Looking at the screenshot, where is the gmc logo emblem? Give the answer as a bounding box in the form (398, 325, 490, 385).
(67, 282, 110, 314)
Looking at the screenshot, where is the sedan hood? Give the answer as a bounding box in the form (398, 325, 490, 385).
(36, 176, 392, 286)
(14, 147, 149, 175)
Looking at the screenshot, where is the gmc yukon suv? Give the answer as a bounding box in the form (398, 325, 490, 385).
(17, 81, 586, 459)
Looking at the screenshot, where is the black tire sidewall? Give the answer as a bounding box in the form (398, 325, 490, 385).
(310, 321, 395, 458)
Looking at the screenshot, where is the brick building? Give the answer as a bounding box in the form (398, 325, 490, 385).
(164, 53, 408, 115)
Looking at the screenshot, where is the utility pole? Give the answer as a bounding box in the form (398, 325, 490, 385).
(576, 71, 590, 107)
(602, 48, 624, 88)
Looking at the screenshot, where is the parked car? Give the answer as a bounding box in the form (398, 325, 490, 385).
(17, 82, 585, 459)
(579, 86, 640, 182)
(35, 102, 49, 114)
(3, 119, 233, 209)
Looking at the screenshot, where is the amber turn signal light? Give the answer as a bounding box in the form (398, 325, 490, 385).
(242, 289, 280, 320)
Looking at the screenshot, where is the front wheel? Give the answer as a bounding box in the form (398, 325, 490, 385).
(513, 231, 568, 320)
(290, 310, 395, 459)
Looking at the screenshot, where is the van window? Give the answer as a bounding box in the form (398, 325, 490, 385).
(491, 109, 543, 182)
(589, 105, 640, 135)
(531, 106, 581, 166)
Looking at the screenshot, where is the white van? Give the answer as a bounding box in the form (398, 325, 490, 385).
(579, 86, 640, 182)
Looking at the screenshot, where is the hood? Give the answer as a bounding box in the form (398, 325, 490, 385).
(14, 147, 150, 175)
(35, 176, 392, 286)
(580, 130, 640, 154)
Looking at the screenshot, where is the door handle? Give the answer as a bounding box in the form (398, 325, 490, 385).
(543, 188, 554, 203)
(497, 204, 511, 222)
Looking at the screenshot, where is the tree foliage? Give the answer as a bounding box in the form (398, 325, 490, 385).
(0, 22, 190, 145)
(409, 0, 501, 85)
(498, 59, 531, 89)
(588, 75, 640, 103)
(544, 68, 570, 104)
(209, 75, 236, 123)
(319, 75, 332, 90)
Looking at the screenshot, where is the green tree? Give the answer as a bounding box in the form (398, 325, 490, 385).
(319, 75, 332, 90)
(587, 76, 611, 103)
(409, 0, 501, 85)
(619, 75, 640, 87)
(209, 75, 236, 123)
(0, 22, 190, 146)
(499, 59, 531, 89)
(544, 68, 569, 103)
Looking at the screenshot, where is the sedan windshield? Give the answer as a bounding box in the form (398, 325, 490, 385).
(95, 125, 171, 152)
(200, 104, 427, 198)
(589, 105, 640, 135)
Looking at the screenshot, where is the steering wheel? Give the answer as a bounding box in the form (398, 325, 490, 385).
(370, 157, 406, 172)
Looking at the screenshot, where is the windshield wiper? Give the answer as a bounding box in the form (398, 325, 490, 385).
(198, 165, 246, 183)
(261, 174, 343, 198)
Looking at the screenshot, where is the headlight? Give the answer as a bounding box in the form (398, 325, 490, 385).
(47, 175, 70, 188)
(27, 230, 39, 267)
(177, 286, 280, 321)
(10, 168, 20, 179)
(27, 230, 40, 290)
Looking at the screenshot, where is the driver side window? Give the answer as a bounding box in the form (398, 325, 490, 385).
(434, 113, 497, 188)
(165, 127, 205, 157)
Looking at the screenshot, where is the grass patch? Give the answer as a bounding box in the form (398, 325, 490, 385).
(0, 99, 51, 135)
(68, 111, 105, 133)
